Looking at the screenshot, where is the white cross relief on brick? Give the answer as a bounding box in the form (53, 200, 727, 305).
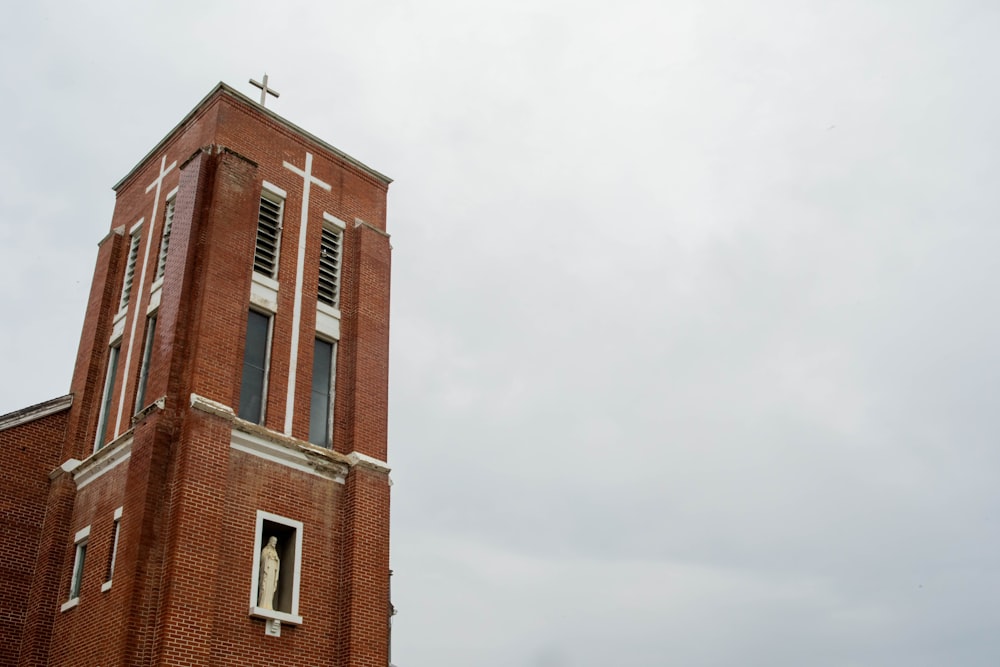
(114, 154, 176, 437)
(282, 152, 331, 436)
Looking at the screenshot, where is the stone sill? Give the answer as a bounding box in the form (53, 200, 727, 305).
(250, 606, 302, 626)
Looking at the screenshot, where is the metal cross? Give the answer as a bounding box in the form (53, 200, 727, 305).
(250, 73, 280, 107)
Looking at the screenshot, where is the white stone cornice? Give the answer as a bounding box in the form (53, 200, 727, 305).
(49, 458, 82, 480)
(72, 435, 134, 489)
(190, 393, 236, 420)
(345, 451, 391, 474)
(132, 396, 165, 424)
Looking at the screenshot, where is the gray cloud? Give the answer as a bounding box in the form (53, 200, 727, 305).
(4, 1, 1000, 665)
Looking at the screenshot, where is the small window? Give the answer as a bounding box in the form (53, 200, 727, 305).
(103, 507, 123, 591)
(119, 228, 142, 311)
(250, 511, 303, 625)
(308, 338, 336, 447)
(155, 197, 176, 281)
(254, 194, 283, 279)
(95, 344, 121, 450)
(63, 525, 90, 610)
(317, 226, 342, 308)
(135, 315, 157, 412)
(70, 543, 87, 599)
(238, 310, 271, 424)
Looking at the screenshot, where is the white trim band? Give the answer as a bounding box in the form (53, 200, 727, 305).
(230, 428, 346, 483)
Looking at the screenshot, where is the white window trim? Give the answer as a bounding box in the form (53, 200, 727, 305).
(262, 180, 287, 200)
(316, 302, 341, 341)
(322, 211, 346, 231)
(63, 525, 91, 611)
(249, 510, 304, 625)
(109, 317, 126, 346)
(251, 273, 279, 314)
(102, 506, 123, 592)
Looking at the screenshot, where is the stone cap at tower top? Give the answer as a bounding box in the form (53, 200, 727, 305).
(112, 81, 392, 193)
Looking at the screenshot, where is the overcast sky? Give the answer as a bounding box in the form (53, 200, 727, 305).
(3, 1, 1000, 665)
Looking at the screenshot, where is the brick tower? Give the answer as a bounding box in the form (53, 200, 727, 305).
(0, 82, 393, 666)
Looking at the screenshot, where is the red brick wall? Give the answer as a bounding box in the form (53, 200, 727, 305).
(45, 462, 128, 666)
(337, 466, 392, 667)
(0, 408, 68, 667)
(63, 230, 125, 462)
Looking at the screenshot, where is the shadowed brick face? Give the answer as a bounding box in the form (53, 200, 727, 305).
(0, 84, 392, 666)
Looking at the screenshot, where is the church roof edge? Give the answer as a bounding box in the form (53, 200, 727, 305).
(0, 394, 73, 433)
(113, 82, 392, 192)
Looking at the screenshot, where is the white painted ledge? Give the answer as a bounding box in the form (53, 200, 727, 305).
(345, 451, 391, 474)
(60, 598, 79, 613)
(231, 427, 347, 483)
(74, 435, 134, 489)
(190, 393, 236, 419)
(250, 606, 302, 626)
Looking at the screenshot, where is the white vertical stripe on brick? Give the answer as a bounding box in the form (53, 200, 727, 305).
(282, 152, 331, 436)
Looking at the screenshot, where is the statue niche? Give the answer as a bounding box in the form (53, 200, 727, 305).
(254, 519, 298, 616)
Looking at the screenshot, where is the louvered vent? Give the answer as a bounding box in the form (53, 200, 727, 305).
(254, 196, 283, 278)
(155, 199, 175, 280)
(318, 227, 342, 308)
(120, 233, 141, 310)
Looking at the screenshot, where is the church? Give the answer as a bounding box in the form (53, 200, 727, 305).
(0, 81, 394, 666)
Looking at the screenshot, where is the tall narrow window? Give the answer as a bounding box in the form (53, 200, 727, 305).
(103, 508, 122, 591)
(95, 344, 121, 449)
(135, 316, 157, 412)
(62, 525, 90, 611)
(254, 195, 283, 279)
(308, 338, 336, 447)
(119, 230, 141, 311)
(70, 543, 87, 598)
(155, 197, 175, 281)
(317, 226, 342, 308)
(238, 310, 271, 424)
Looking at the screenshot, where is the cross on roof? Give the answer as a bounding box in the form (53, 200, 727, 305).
(249, 73, 280, 107)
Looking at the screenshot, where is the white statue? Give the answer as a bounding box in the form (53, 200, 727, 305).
(258, 536, 280, 610)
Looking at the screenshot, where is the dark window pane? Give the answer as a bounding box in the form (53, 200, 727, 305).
(238, 311, 270, 423)
(70, 544, 87, 599)
(97, 345, 120, 448)
(135, 316, 157, 412)
(308, 339, 334, 446)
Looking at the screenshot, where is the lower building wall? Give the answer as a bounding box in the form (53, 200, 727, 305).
(206, 447, 346, 666)
(45, 462, 129, 666)
(4, 406, 389, 666)
(0, 407, 69, 667)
